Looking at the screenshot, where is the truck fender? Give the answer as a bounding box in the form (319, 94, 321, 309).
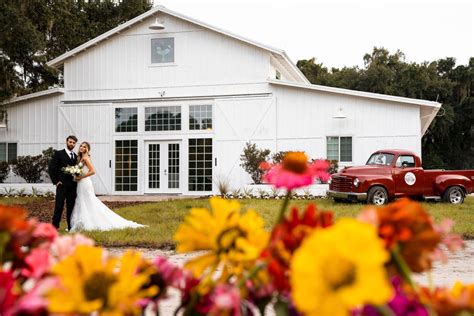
(365, 180, 394, 198)
(434, 175, 469, 195)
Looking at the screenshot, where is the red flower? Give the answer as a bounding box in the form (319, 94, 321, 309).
(0, 270, 17, 316)
(261, 204, 333, 291)
(262, 152, 330, 190)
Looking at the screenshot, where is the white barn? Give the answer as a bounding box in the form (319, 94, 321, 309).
(0, 5, 440, 195)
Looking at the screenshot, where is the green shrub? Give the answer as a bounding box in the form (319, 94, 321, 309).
(12, 155, 44, 183)
(327, 159, 339, 174)
(0, 161, 10, 183)
(40, 147, 55, 170)
(240, 142, 271, 184)
(272, 151, 290, 164)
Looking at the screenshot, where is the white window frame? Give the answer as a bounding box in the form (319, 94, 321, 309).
(114, 106, 139, 134)
(189, 104, 213, 132)
(326, 136, 353, 163)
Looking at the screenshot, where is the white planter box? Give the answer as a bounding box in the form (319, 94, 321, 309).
(245, 183, 329, 197)
(0, 183, 56, 195)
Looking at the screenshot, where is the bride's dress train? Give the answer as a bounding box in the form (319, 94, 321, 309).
(71, 168, 144, 232)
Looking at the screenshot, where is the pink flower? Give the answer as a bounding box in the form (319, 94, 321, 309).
(431, 219, 465, 263)
(32, 223, 58, 243)
(210, 284, 241, 316)
(49, 233, 95, 261)
(262, 152, 330, 191)
(21, 248, 53, 279)
(0, 270, 17, 316)
(153, 256, 184, 288)
(13, 277, 57, 316)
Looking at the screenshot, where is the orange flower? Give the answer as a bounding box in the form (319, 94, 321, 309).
(419, 282, 474, 316)
(261, 204, 333, 291)
(359, 198, 441, 273)
(0, 205, 27, 232)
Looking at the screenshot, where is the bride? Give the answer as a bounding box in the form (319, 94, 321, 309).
(70, 142, 144, 231)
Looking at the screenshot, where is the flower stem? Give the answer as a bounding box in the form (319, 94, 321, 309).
(391, 245, 417, 290)
(375, 305, 395, 316)
(276, 191, 292, 224)
(238, 263, 266, 288)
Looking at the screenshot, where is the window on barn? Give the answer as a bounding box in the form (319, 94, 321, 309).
(189, 105, 212, 130)
(145, 106, 181, 131)
(114, 140, 138, 191)
(326, 136, 352, 162)
(0, 143, 17, 162)
(151, 38, 174, 64)
(188, 138, 212, 191)
(115, 108, 138, 132)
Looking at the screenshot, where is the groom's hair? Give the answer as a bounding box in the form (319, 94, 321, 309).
(66, 135, 78, 142)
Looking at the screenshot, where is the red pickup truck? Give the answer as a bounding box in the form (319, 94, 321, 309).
(327, 149, 474, 205)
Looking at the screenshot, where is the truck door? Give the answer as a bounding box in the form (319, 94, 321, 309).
(393, 155, 424, 196)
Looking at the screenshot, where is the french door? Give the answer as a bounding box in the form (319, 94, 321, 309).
(145, 141, 181, 193)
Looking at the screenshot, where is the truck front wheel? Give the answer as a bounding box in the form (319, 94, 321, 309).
(367, 186, 388, 205)
(443, 186, 464, 204)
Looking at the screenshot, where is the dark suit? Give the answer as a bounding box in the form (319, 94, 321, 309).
(48, 149, 78, 229)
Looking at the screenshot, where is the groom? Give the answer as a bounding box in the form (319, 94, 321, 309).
(48, 135, 78, 231)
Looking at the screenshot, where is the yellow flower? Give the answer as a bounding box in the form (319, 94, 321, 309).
(174, 197, 269, 280)
(290, 218, 393, 316)
(47, 246, 158, 316)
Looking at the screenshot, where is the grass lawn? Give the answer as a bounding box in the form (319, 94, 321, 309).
(2, 195, 472, 248)
(80, 196, 474, 248)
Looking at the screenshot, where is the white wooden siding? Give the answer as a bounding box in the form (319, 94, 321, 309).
(0, 94, 62, 155)
(272, 85, 421, 165)
(64, 12, 270, 101)
(213, 86, 422, 189)
(58, 103, 112, 194)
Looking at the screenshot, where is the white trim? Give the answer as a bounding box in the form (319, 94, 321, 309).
(420, 105, 440, 136)
(3, 88, 65, 105)
(46, 5, 307, 84)
(268, 79, 442, 108)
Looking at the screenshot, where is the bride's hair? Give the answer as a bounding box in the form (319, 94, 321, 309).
(77, 142, 91, 162)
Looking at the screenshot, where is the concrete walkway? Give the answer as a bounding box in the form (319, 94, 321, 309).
(98, 195, 199, 202)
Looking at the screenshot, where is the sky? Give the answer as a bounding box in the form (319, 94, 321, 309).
(155, 0, 474, 69)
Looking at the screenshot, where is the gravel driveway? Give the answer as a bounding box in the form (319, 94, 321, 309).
(108, 240, 474, 315)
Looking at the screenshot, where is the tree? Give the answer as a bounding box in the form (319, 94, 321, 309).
(0, 0, 152, 103)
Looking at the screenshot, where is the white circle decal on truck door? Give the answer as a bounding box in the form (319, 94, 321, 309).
(404, 172, 416, 186)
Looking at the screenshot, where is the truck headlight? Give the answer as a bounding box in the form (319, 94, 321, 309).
(327, 176, 332, 184)
(353, 178, 360, 187)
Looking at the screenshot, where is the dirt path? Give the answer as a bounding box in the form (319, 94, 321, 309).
(108, 240, 474, 315)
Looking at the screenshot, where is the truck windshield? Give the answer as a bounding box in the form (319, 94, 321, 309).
(366, 153, 395, 166)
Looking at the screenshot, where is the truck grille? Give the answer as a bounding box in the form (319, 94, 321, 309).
(330, 176, 352, 192)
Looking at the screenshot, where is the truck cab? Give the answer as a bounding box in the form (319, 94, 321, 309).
(327, 150, 474, 205)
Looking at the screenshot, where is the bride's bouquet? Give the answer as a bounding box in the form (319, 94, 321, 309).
(62, 164, 83, 177)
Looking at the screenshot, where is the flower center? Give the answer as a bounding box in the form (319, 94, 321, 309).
(217, 226, 246, 254)
(324, 258, 356, 291)
(83, 271, 117, 305)
(282, 152, 308, 174)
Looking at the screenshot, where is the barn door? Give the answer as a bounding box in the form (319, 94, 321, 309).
(58, 103, 112, 194)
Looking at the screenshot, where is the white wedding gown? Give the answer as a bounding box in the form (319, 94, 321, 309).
(70, 164, 144, 232)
